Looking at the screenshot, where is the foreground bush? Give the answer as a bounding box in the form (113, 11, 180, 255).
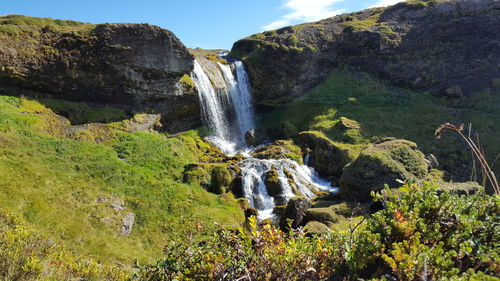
(0, 209, 129, 281)
(135, 183, 499, 280)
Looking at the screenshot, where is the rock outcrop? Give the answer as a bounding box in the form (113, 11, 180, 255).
(340, 139, 429, 202)
(230, 0, 500, 109)
(0, 15, 199, 131)
(296, 131, 364, 179)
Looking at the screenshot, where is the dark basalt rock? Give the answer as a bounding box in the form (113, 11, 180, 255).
(230, 0, 500, 110)
(0, 18, 200, 131)
(279, 196, 311, 230)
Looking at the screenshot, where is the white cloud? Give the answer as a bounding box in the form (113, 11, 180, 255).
(369, 0, 405, 8)
(263, 0, 345, 30)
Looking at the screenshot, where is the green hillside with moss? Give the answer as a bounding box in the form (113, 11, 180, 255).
(0, 95, 244, 266)
(257, 70, 500, 181)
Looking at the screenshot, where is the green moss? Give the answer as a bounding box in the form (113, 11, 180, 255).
(180, 73, 196, 89)
(343, 11, 382, 31)
(252, 140, 303, 164)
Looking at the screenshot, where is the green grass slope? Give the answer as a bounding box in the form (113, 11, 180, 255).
(258, 70, 500, 180)
(0, 96, 244, 266)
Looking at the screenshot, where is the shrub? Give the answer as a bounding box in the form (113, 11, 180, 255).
(135, 182, 500, 280)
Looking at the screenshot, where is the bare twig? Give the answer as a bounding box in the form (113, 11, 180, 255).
(435, 123, 499, 194)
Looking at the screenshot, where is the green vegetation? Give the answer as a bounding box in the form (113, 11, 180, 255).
(0, 95, 244, 267)
(0, 14, 94, 35)
(257, 70, 500, 177)
(135, 182, 500, 280)
(188, 48, 228, 64)
(343, 11, 382, 31)
(39, 98, 129, 124)
(0, 209, 129, 280)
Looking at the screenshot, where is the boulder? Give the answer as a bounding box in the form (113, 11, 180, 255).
(120, 213, 135, 236)
(264, 168, 282, 197)
(245, 129, 260, 147)
(297, 131, 363, 178)
(304, 208, 338, 225)
(340, 139, 429, 202)
(279, 196, 311, 230)
(304, 221, 330, 235)
(252, 140, 303, 163)
(183, 163, 238, 194)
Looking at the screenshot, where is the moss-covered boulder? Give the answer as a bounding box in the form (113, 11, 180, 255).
(264, 168, 282, 197)
(304, 221, 330, 235)
(304, 208, 339, 225)
(252, 140, 303, 164)
(183, 163, 239, 195)
(340, 139, 429, 202)
(297, 131, 365, 178)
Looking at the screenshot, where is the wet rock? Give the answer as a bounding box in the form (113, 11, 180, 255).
(120, 213, 135, 236)
(244, 208, 258, 218)
(340, 139, 429, 202)
(279, 196, 311, 230)
(245, 129, 260, 147)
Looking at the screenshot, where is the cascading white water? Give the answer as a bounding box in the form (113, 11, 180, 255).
(218, 62, 256, 144)
(239, 158, 337, 220)
(191, 60, 236, 153)
(192, 57, 337, 220)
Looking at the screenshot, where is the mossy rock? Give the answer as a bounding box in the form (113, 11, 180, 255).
(297, 131, 365, 177)
(183, 163, 237, 194)
(264, 168, 282, 197)
(304, 208, 339, 225)
(252, 140, 303, 164)
(340, 139, 429, 202)
(304, 221, 330, 235)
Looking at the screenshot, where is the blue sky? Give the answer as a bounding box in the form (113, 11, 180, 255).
(1, 0, 403, 49)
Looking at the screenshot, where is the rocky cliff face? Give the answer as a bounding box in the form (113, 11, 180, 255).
(0, 16, 199, 131)
(230, 0, 500, 109)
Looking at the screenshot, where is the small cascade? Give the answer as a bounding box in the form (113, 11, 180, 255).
(191, 57, 337, 221)
(239, 158, 337, 220)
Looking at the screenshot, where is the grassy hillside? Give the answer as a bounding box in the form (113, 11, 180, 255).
(258, 70, 500, 180)
(0, 95, 244, 266)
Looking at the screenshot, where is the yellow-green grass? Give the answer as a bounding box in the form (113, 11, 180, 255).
(0, 95, 244, 266)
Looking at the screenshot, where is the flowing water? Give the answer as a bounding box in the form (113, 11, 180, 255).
(191, 58, 337, 220)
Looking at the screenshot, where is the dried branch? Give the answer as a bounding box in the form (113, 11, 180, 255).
(435, 123, 499, 195)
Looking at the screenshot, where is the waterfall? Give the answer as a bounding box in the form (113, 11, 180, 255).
(191, 57, 337, 221)
(218, 62, 255, 143)
(191, 60, 236, 153)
